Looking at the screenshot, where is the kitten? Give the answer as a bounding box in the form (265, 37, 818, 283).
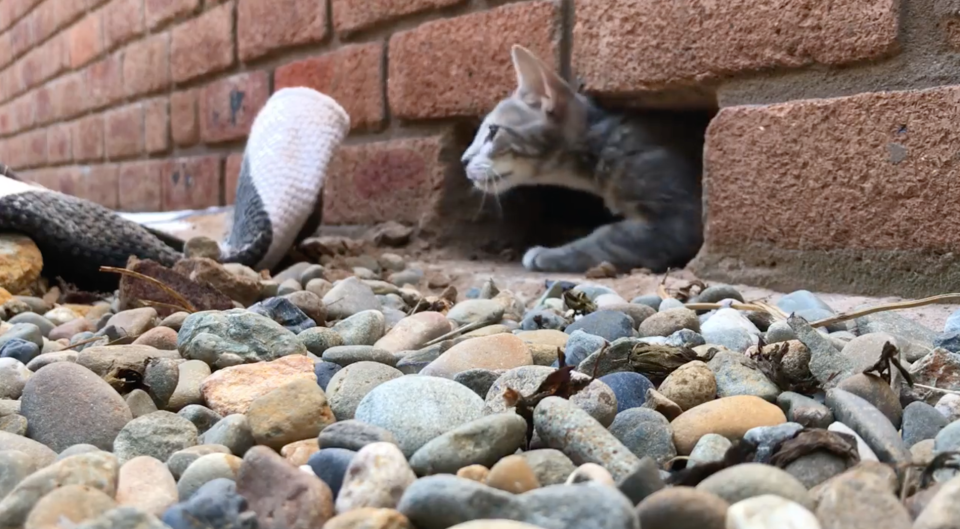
(461, 45, 708, 273)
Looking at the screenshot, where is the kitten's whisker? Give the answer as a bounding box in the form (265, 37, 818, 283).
(490, 173, 505, 219)
(472, 180, 488, 221)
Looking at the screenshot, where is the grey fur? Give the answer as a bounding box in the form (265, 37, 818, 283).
(462, 45, 707, 273)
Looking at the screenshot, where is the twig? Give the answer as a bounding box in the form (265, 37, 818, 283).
(657, 270, 671, 300)
(809, 293, 960, 329)
(423, 319, 495, 347)
(684, 302, 777, 313)
(915, 384, 960, 395)
(138, 300, 193, 313)
(99, 266, 197, 313)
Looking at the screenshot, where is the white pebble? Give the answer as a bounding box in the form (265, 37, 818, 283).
(726, 494, 821, 529)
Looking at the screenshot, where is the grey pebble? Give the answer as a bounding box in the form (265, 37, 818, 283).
(518, 449, 577, 486)
(658, 299, 686, 311)
(298, 327, 343, 356)
(777, 392, 834, 428)
(306, 448, 355, 498)
(165, 444, 232, 480)
(765, 321, 798, 343)
(700, 308, 760, 352)
(323, 277, 382, 319)
(176, 309, 307, 367)
(318, 420, 397, 451)
(331, 310, 385, 346)
(836, 373, 903, 429)
(409, 414, 528, 475)
(564, 330, 607, 367)
(447, 300, 505, 326)
(696, 463, 813, 510)
(177, 452, 242, 501)
(825, 388, 911, 464)
(688, 434, 732, 468)
(707, 351, 779, 401)
(200, 414, 255, 456)
(0, 323, 43, 349)
(638, 308, 699, 337)
(322, 345, 396, 367)
(326, 361, 403, 420)
(113, 410, 198, 465)
(631, 296, 662, 310)
(454, 368, 503, 398)
(744, 422, 803, 463)
(177, 405, 222, 435)
(565, 310, 635, 342)
(608, 408, 677, 466)
(902, 401, 948, 447)
(0, 450, 36, 500)
(693, 285, 744, 304)
(784, 450, 851, 488)
(124, 389, 158, 418)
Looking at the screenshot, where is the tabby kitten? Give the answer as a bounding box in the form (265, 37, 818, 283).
(461, 45, 708, 273)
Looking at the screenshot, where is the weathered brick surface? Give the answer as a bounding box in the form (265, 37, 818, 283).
(123, 32, 170, 97)
(224, 152, 242, 204)
(77, 164, 121, 208)
(71, 114, 104, 162)
(47, 71, 84, 121)
(145, 0, 198, 29)
(161, 155, 222, 210)
(323, 135, 452, 224)
(7, 128, 47, 169)
(144, 97, 169, 153)
(574, 0, 900, 95)
(19, 36, 69, 94)
(46, 125, 71, 163)
(67, 13, 103, 68)
(171, 0, 234, 83)
(104, 103, 143, 159)
(388, 1, 560, 119)
(170, 89, 198, 146)
(274, 43, 384, 131)
(102, 0, 145, 50)
(85, 54, 124, 111)
(199, 71, 269, 143)
(119, 160, 165, 211)
(332, 0, 464, 36)
(237, 0, 327, 61)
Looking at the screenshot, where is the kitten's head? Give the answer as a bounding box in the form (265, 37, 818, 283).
(461, 45, 589, 194)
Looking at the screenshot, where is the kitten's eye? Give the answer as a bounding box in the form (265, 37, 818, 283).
(485, 125, 500, 143)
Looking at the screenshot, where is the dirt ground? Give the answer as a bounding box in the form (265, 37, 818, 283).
(140, 208, 960, 332)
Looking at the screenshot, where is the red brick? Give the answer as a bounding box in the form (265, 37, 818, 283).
(71, 114, 105, 161)
(10, 93, 33, 133)
(145, 0, 198, 29)
(275, 43, 384, 131)
(224, 152, 242, 204)
(28, 0, 59, 43)
(144, 97, 169, 153)
(52, 165, 84, 196)
(171, 1, 234, 83)
(19, 36, 69, 91)
(48, 71, 85, 121)
(46, 125, 72, 164)
(0, 102, 12, 135)
(323, 135, 451, 224)
(118, 159, 164, 211)
(8, 16, 33, 59)
(388, 1, 560, 119)
(67, 13, 104, 68)
(84, 54, 124, 111)
(101, 0, 144, 50)
(198, 70, 269, 144)
(696, 86, 960, 296)
(169, 88, 198, 146)
(161, 155, 222, 210)
(237, 0, 326, 61)
(123, 31, 170, 97)
(76, 164, 120, 208)
(0, 67, 21, 104)
(573, 0, 900, 96)
(0, 32, 12, 70)
(104, 103, 144, 159)
(332, 0, 464, 36)
(32, 85, 53, 125)
(0, 1, 14, 32)
(9, 128, 48, 169)
(52, 0, 90, 30)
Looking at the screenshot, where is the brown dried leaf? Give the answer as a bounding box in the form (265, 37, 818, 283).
(769, 429, 860, 469)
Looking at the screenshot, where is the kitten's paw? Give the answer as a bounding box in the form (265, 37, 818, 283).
(522, 246, 548, 271)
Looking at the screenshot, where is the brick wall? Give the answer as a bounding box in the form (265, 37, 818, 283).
(3, 0, 960, 296)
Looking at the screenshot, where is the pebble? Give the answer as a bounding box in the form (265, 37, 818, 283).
(520, 308, 567, 331)
(409, 414, 528, 475)
(324, 277, 383, 320)
(447, 299, 506, 326)
(8, 313, 55, 338)
(0, 451, 119, 527)
(323, 345, 397, 367)
(824, 388, 910, 464)
(565, 310, 635, 341)
(248, 297, 316, 334)
(161, 478, 258, 529)
(776, 392, 834, 429)
(814, 470, 911, 529)
(199, 414, 256, 456)
(0, 413, 25, 434)
(744, 422, 804, 463)
(839, 333, 903, 373)
(282, 290, 327, 325)
(49, 318, 95, 341)
(0, 338, 39, 364)
(388, 269, 423, 287)
(483, 365, 617, 426)
(308, 448, 356, 497)
(910, 350, 960, 403)
(281, 439, 319, 466)
(765, 321, 798, 343)
(0, 450, 36, 499)
(336, 442, 417, 513)
(237, 445, 334, 528)
(783, 450, 850, 489)
(125, 389, 159, 418)
(827, 422, 879, 461)
(327, 361, 404, 420)
(563, 330, 607, 367)
(57, 444, 102, 460)
(636, 486, 729, 529)
(726, 494, 821, 529)
(454, 368, 502, 398)
(457, 464, 491, 482)
(24, 350, 77, 371)
(421, 334, 533, 379)
(517, 449, 576, 486)
(689, 433, 733, 467)
(836, 373, 903, 428)
(856, 312, 935, 363)
(113, 411, 199, 465)
(200, 355, 316, 416)
(314, 360, 343, 391)
(566, 462, 615, 486)
(355, 375, 484, 457)
(0, 359, 30, 399)
(177, 405, 221, 435)
(325, 508, 413, 529)
(132, 326, 179, 350)
(318, 420, 397, 452)
(935, 393, 960, 421)
(658, 360, 717, 411)
(708, 351, 779, 401)
(24, 483, 117, 529)
(177, 452, 243, 500)
(787, 315, 854, 388)
(20, 361, 132, 452)
(603, 303, 656, 328)
(177, 309, 307, 367)
(106, 307, 159, 338)
(166, 360, 211, 412)
(608, 407, 677, 465)
(246, 378, 336, 449)
(914, 475, 960, 529)
(332, 310, 386, 346)
(632, 295, 662, 310)
(0, 323, 43, 349)
(533, 396, 641, 481)
(599, 372, 654, 411)
(278, 278, 303, 296)
(116, 456, 178, 516)
(697, 463, 812, 509)
(671, 395, 787, 454)
(639, 308, 700, 337)
(299, 327, 344, 356)
(486, 454, 541, 493)
(374, 312, 452, 353)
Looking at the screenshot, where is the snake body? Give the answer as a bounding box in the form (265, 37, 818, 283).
(0, 88, 350, 292)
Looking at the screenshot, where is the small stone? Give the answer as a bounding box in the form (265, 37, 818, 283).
(49, 318, 96, 341)
(914, 474, 960, 529)
(174, 257, 261, 307)
(689, 433, 733, 468)
(300, 327, 344, 356)
(563, 330, 607, 367)
(456, 465, 490, 482)
(447, 300, 505, 327)
(632, 295, 662, 310)
(744, 423, 804, 463)
(639, 308, 700, 337)
(132, 326, 179, 350)
(324, 277, 382, 320)
(327, 361, 404, 421)
(374, 312, 452, 353)
(177, 309, 307, 367)
(336, 442, 417, 513)
(421, 334, 533, 379)
(0, 358, 30, 399)
(105, 308, 158, 339)
(237, 445, 334, 528)
(183, 236, 222, 260)
(910, 350, 960, 404)
(165, 445, 232, 479)
(278, 278, 303, 296)
(485, 454, 541, 494)
(0, 323, 43, 349)
(0, 450, 36, 500)
(8, 313, 55, 339)
(354, 376, 484, 457)
(0, 338, 39, 364)
(323, 345, 397, 367)
(725, 494, 820, 529)
(484, 365, 617, 427)
(827, 422, 879, 461)
(787, 314, 854, 389)
(324, 508, 413, 529)
(246, 378, 336, 450)
(636, 486, 729, 529)
(598, 372, 653, 412)
(777, 392, 834, 429)
(783, 450, 850, 489)
(454, 368, 502, 398)
(387, 270, 423, 287)
(116, 456, 178, 516)
(159, 312, 189, 330)
(161, 478, 258, 529)
(125, 389, 159, 418)
(20, 362, 132, 452)
(609, 407, 677, 466)
(671, 396, 787, 454)
(332, 310, 385, 346)
(0, 413, 25, 435)
(708, 351, 779, 401)
(520, 308, 567, 331)
(200, 414, 257, 456)
(177, 452, 243, 500)
(659, 360, 717, 411)
(282, 290, 326, 325)
(565, 310, 635, 341)
(176, 405, 221, 434)
(113, 411, 198, 465)
(765, 321, 798, 343)
(825, 388, 910, 464)
(57, 444, 102, 460)
(409, 414, 528, 475)
(836, 373, 903, 429)
(814, 469, 911, 529)
(517, 449, 576, 486)
(306, 278, 334, 298)
(200, 355, 316, 416)
(166, 360, 211, 412)
(248, 297, 316, 334)
(307, 448, 356, 498)
(697, 463, 812, 509)
(935, 393, 960, 422)
(23, 483, 117, 529)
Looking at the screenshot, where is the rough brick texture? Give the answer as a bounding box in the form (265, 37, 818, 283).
(162, 155, 222, 210)
(237, 0, 327, 61)
(146, 0, 199, 29)
(574, 0, 900, 95)
(274, 43, 384, 131)
(118, 160, 165, 211)
(198, 71, 270, 143)
(170, 1, 234, 83)
(389, 1, 560, 119)
(170, 89, 198, 146)
(123, 32, 171, 97)
(332, 0, 464, 36)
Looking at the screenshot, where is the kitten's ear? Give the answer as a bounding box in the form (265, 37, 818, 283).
(539, 64, 578, 117)
(511, 45, 546, 105)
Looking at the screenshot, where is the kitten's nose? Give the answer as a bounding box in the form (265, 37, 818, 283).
(460, 157, 470, 168)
